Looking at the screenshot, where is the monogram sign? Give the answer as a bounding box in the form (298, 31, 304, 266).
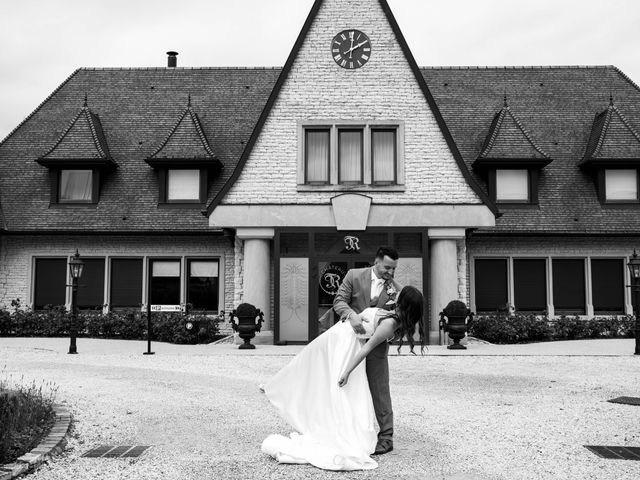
(319, 263, 346, 296)
(343, 235, 360, 252)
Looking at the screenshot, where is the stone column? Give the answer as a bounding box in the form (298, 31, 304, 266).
(236, 228, 274, 338)
(428, 228, 466, 345)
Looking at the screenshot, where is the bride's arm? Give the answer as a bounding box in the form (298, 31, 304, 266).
(338, 318, 396, 387)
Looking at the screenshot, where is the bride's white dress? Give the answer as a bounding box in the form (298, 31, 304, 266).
(261, 307, 382, 471)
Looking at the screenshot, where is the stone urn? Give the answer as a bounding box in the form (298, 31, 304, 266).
(229, 303, 264, 349)
(439, 300, 473, 350)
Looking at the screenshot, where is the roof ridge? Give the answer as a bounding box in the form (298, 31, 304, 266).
(78, 66, 283, 71)
(419, 65, 616, 71)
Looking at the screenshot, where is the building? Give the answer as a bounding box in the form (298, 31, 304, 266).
(1, 0, 639, 345)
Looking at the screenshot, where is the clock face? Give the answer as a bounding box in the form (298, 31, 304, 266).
(331, 29, 371, 69)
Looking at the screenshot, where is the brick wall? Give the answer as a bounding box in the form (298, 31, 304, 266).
(0, 234, 236, 334)
(222, 0, 481, 206)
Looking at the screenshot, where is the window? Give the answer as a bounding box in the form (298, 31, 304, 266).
(56, 169, 99, 203)
(167, 169, 201, 201)
(150, 260, 181, 305)
(552, 259, 585, 314)
(299, 122, 403, 188)
(76, 259, 105, 310)
(591, 259, 624, 313)
(513, 259, 546, 312)
(495, 169, 529, 202)
(305, 129, 330, 183)
(372, 129, 397, 183)
(110, 259, 143, 308)
(187, 260, 219, 311)
(474, 259, 508, 312)
(338, 129, 363, 183)
(604, 169, 638, 201)
(34, 258, 67, 309)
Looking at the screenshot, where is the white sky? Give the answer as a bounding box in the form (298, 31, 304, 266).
(1, 0, 639, 140)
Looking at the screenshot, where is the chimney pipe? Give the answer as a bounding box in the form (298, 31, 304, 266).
(167, 51, 178, 68)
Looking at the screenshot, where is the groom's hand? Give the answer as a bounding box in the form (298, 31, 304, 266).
(348, 313, 366, 335)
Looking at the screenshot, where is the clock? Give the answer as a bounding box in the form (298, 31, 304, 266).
(331, 29, 371, 69)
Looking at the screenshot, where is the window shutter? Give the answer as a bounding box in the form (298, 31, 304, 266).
(552, 259, 585, 313)
(474, 259, 508, 311)
(76, 259, 105, 309)
(513, 259, 546, 311)
(34, 258, 67, 309)
(110, 259, 143, 308)
(591, 259, 624, 313)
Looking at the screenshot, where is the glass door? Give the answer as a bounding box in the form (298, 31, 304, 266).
(316, 258, 371, 337)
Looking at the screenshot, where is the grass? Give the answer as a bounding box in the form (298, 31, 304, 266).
(0, 367, 58, 464)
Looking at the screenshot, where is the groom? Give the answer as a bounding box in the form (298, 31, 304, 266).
(333, 245, 401, 455)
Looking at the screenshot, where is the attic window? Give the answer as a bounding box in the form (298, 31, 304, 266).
(495, 169, 529, 202)
(59, 169, 94, 202)
(604, 169, 638, 202)
(167, 169, 201, 202)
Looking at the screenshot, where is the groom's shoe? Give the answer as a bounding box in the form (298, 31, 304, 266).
(374, 439, 393, 455)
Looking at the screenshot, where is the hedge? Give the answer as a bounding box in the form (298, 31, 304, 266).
(468, 313, 636, 344)
(0, 304, 223, 344)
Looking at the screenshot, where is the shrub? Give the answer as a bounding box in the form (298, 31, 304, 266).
(0, 370, 57, 464)
(469, 312, 636, 344)
(0, 302, 222, 344)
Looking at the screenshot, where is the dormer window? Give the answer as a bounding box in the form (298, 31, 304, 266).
(603, 169, 638, 202)
(145, 96, 221, 206)
(580, 99, 640, 204)
(166, 169, 204, 202)
(36, 97, 116, 205)
(495, 169, 529, 202)
(473, 97, 551, 206)
(59, 169, 95, 203)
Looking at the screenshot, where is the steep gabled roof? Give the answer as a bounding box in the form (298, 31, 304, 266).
(146, 95, 221, 169)
(204, 0, 497, 216)
(475, 96, 551, 168)
(580, 97, 640, 167)
(37, 96, 116, 169)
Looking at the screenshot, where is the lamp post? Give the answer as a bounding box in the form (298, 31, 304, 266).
(68, 249, 84, 354)
(626, 250, 640, 355)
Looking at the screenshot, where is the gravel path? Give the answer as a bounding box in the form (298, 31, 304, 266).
(1, 337, 639, 480)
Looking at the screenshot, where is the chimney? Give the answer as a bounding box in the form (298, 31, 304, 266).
(166, 51, 178, 68)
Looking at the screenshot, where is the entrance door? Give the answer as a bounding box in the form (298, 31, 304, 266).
(316, 258, 371, 337)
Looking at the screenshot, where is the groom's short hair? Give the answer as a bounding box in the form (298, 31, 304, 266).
(375, 245, 399, 261)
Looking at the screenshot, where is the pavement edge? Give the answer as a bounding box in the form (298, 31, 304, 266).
(0, 403, 72, 480)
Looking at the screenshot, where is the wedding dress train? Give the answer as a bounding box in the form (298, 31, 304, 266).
(261, 308, 381, 470)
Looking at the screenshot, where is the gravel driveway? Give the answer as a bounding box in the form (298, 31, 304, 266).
(1, 337, 639, 480)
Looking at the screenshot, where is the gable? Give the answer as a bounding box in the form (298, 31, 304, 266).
(209, 0, 493, 216)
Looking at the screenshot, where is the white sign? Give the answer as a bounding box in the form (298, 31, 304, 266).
(150, 305, 184, 312)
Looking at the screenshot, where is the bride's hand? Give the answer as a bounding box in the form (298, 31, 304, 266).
(338, 373, 349, 388)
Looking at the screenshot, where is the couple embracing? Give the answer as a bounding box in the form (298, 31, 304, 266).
(261, 246, 425, 471)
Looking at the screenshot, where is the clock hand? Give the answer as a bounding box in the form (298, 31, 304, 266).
(345, 40, 368, 55)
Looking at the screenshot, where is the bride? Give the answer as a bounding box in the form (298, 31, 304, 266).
(261, 286, 424, 471)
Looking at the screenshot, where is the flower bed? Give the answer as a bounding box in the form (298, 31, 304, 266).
(0, 373, 57, 464)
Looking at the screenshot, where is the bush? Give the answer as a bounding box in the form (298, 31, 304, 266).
(469, 312, 636, 344)
(0, 302, 223, 344)
(0, 370, 57, 464)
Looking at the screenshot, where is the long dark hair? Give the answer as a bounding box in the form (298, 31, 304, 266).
(384, 286, 426, 354)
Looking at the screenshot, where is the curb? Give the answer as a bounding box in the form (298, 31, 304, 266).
(0, 404, 72, 480)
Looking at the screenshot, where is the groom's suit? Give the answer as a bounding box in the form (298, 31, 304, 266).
(333, 267, 401, 443)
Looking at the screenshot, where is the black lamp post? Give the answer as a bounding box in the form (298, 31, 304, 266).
(68, 249, 84, 354)
(626, 250, 640, 355)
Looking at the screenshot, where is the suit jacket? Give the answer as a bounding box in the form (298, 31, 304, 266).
(333, 267, 402, 321)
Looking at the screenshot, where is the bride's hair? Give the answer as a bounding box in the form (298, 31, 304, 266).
(384, 285, 426, 355)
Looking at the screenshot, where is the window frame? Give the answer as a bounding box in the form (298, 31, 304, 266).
(158, 168, 208, 204)
(51, 168, 100, 204)
(599, 168, 640, 204)
(487, 167, 539, 205)
(186, 258, 220, 312)
(297, 120, 405, 191)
